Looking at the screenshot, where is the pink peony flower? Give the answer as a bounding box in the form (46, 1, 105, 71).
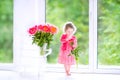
(28, 25, 37, 35)
(42, 24, 50, 32)
(38, 25, 43, 31)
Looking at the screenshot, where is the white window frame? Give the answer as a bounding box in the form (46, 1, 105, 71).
(91, 0, 120, 73)
(45, 0, 120, 74)
(0, 0, 120, 74)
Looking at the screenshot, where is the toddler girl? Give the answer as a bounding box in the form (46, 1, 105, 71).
(58, 22, 77, 76)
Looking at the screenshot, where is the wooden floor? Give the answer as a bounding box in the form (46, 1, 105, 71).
(0, 71, 120, 80)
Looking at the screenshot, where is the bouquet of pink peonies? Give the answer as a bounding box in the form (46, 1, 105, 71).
(28, 23, 58, 49)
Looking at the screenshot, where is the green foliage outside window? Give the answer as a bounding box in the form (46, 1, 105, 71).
(0, 0, 13, 63)
(46, 0, 89, 64)
(98, 0, 120, 65)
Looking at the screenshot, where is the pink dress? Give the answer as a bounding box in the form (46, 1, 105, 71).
(58, 34, 77, 65)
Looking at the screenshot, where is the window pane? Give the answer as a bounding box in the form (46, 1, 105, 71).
(0, 0, 13, 63)
(46, 0, 89, 65)
(98, 0, 120, 67)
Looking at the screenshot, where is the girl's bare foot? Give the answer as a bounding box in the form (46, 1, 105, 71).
(66, 71, 71, 76)
(67, 73, 71, 76)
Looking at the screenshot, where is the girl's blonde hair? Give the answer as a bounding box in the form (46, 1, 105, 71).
(63, 22, 76, 34)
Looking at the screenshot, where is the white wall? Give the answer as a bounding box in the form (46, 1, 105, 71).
(13, 0, 45, 73)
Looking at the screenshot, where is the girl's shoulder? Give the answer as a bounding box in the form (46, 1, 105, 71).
(60, 34, 67, 39)
(61, 33, 67, 37)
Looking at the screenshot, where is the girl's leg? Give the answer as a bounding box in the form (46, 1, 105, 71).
(67, 64, 71, 75)
(64, 64, 68, 75)
(64, 64, 71, 76)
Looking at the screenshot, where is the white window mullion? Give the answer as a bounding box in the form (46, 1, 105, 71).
(89, 0, 95, 73)
(93, 0, 98, 72)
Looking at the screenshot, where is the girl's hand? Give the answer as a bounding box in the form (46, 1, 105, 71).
(68, 53, 73, 56)
(66, 35, 73, 41)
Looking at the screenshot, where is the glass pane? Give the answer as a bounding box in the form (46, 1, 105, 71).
(98, 0, 120, 68)
(46, 0, 89, 65)
(0, 0, 13, 63)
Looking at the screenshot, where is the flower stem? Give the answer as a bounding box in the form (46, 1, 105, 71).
(40, 47, 45, 55)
